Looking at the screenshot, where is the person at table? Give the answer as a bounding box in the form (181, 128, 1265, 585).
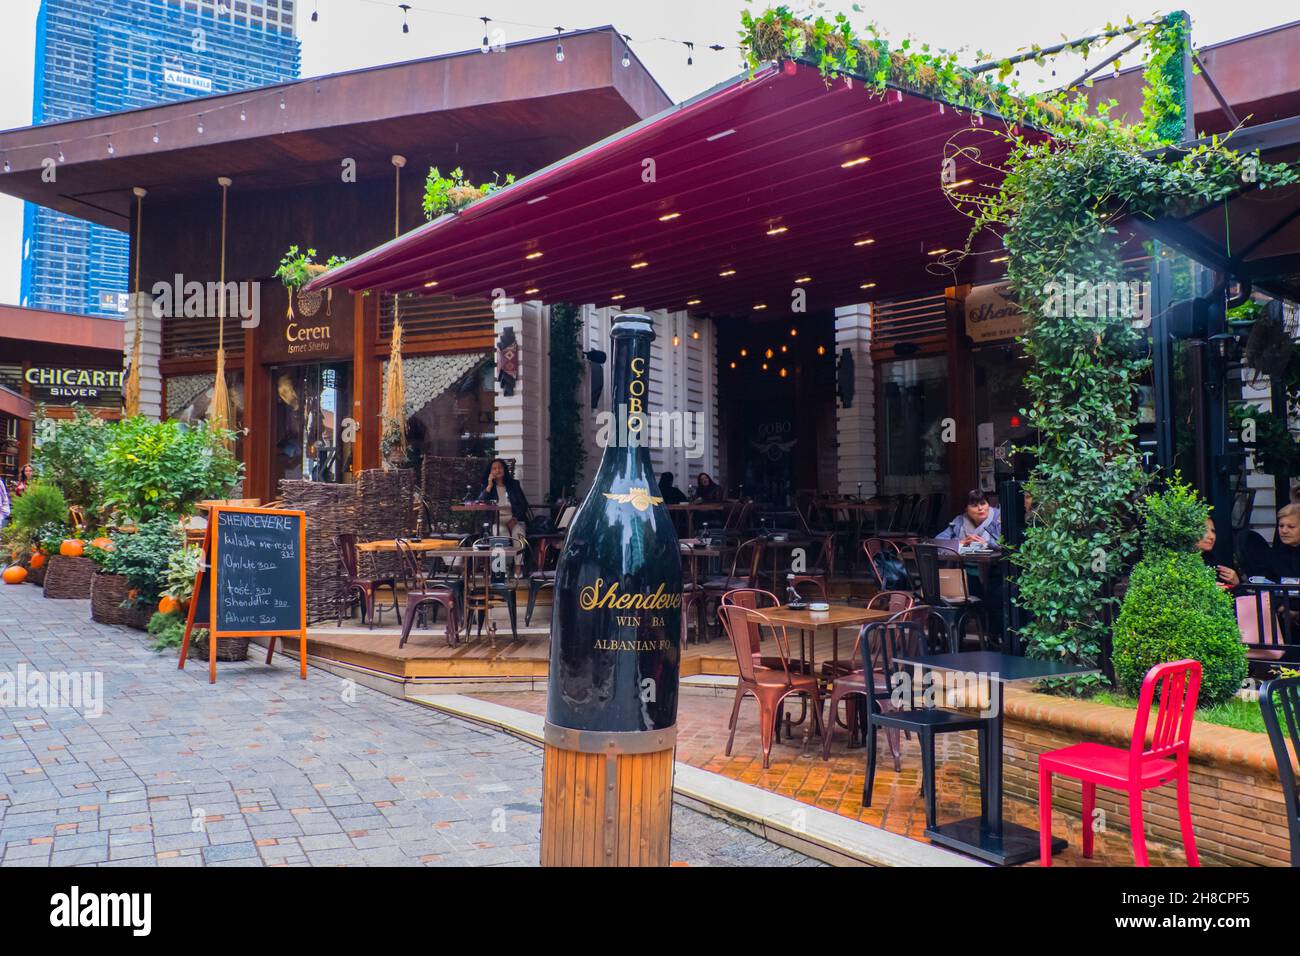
(936, 489, 1002, 548)
(1242, 504, 1300, 582)
(691, 472, 722, 504)
(658, 472, 687, 505)
(1196, 516, 1240, 590)
(477, 458, 530, 568)
(14, 463, 34, 497)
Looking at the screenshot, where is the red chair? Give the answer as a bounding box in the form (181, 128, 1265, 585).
(718, 603, 824, 769)
(1037, 659, 1201, 867)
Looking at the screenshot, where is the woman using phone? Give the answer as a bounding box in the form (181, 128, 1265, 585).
(477, 459, 531, 562)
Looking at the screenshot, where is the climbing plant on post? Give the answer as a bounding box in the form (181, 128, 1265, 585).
(548, 302, 586, 501)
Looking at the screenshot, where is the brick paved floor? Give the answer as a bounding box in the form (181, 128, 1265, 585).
(0, 585, 817, 867)
(475, 688, 1202, 867)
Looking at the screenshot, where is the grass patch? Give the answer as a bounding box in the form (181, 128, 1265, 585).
(1092, 690, 1267, 735)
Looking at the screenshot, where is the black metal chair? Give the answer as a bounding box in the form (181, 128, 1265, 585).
(1260, 676, 1300, 867)
(525, 502, 578, 625)
(458, 535, 520, 641)
(912, 542, 988, 651)
(861, 619, 990, 831)
(395, 539, 459, 647)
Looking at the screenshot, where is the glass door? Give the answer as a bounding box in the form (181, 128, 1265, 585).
(270, 362, 352, 486)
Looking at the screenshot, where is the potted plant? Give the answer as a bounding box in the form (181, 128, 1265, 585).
(274, 245, 348, 319)
(95, 519, 182, 630)
(422, 166, 514, 220)
(99, 417, 242, 525)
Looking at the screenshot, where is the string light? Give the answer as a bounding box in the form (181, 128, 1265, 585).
(400, 4, 411, 33)
(621, 35, 631, 68)
(240, 108, 246, 121)
(279, 94, 286, 110)
(554, 27, 565, 62)
(2, 155, 8, 174)
(197, 115, 204, 134)
(106, 138, 115, 155)
(311, 1, 319, 22)
(152, 126, 159, 143)
(56, 146, 64, 162)
(480, 17, 491, 52)
(684, 41, 694, 66)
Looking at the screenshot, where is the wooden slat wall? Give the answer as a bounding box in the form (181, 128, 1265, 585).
(869, 292, 949, 358)
(379, 292, 495, 343)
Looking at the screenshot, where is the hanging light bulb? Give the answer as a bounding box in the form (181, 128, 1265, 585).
(685, 41, 694, 66)
(197, 115, 204, 134)
(399, 4, 411, 34)
(481, 17, 491, 53)
(279, 94, 286, 110)
(107, 138, 115, 155)
(152, 126, 159, 144)
(311, 1, 318, 22)
(621, 35, 631, 68)
(240, 107, 246, 121)
(2, 156, 9, 174)
(57, 146, 64, 163)
(554, 27, 565, 62)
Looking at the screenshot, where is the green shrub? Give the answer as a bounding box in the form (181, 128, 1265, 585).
(31, 405, 112, 512)
(1113, 545, 1247, 706)
(100, 416, 241, 524)
(8, 481, 67, 532)
(147, 610, 199, 652)
(1137, 474, 1209, 555)
(99, 518, 182, 605)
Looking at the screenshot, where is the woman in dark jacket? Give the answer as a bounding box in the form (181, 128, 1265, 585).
(658, 472, 687, 505)
(478, 458, 531, 546)
(692, 472, 722, 504)
(1239, 506, 1300, 581)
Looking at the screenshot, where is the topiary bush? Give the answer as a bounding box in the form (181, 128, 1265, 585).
(8, 481, 68, 532)
(1112, 478, 1247, 705)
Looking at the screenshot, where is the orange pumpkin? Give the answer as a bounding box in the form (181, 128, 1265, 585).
(158, 595, 181, 616)
(3, 565, 28, 585)
(28, 552, 46, 570)
(60, 539, 85, 558)
(91, 537, 114, 551)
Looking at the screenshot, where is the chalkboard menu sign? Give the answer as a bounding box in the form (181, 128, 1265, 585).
(179, 505, 308, 684)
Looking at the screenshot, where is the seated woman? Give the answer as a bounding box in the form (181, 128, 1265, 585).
(1242, 504, 1300, 582)
(477, 458, 531, 570)
(936, 489, 1002, 548)
(658, 471, 687, 505)
(691, 472, 722, 504)
(1196, 516, 1240, 590)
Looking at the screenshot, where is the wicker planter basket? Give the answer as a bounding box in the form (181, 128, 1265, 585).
(27, 561, 47, 587)
(90, 573, 131, 624)
(190, 632, 250, 662)
(43, 555, 96, 600)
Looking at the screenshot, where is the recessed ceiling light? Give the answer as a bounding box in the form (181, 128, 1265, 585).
(840, 156, 870, 168)
(706, 128, 736, 142)
(686, 298, 701, 306)
(927, 249, 948, 256)
(853, 238, 875, 247)
(860, 282, 877, 290)
(719, 269, 736, 277)
(753, 304, 767, 311)
(525, 251, 543, 260)
(658, 212, 681, 222)
(526, 195, 549, 204)
(630, 261, 648, 269)
(423, 280, 439, 288)
(610, 293, 626, 301)
(795, 276, 812, 284)
(766, 226, 788, 236)
(944, 179, 974, 189)
(523, 287, 539, 295)
(739, 348, 748, 357)
(991, 255, 1009, 263)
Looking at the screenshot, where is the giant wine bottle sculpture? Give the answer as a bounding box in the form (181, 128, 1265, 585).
(541, 312, 682, 866)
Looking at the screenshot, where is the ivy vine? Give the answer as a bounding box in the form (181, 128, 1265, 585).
(548, 302, 586, 501)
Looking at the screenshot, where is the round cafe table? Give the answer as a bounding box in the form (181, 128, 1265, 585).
(451, 502, 501, 534)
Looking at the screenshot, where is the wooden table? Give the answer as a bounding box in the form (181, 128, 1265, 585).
(355, 537, 461, 553)
(679, 540, 726, 588)
(668, 501, 730, 535)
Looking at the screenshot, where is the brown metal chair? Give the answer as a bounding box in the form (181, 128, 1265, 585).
(334, 533, 400, 629)
(783, 533, 836, 601)
(718, 603, 824, 769)
(395, 539, 459, 647)
(820, 593, 917, 760)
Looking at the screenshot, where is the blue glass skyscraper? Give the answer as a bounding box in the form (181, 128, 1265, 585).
(21, 0, 301, 316)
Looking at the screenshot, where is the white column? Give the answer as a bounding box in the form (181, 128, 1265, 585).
(125, 291, 162, 419)
(834, 302, 876, 497)
(493, 299, 549, 504)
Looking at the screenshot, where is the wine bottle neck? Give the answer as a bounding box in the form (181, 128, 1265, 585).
(606, 316, 654, 453)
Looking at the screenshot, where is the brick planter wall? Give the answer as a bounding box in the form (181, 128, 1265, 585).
(953, 689, 1290, 867)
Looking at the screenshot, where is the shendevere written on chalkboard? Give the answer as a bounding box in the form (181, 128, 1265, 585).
(213, 509, 303, 634)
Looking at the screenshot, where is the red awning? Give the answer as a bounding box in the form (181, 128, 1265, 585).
(311, 62, 1027, 315)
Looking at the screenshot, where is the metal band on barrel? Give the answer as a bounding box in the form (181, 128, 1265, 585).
(544, 721, 677, 754)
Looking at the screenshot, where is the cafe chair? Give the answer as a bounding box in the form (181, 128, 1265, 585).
(463, 534, 520, 641)
(912, 542, 987, 652)
(1259, 676, 1300, 867)
(691, 536, 766, 642)
(525, 501, 578, 625)
(783, 533, 836, 602)
(862, 620, 991, 831)
(720, 588, 814, 676)
(334, 533, 401, 629)
(1037, 659, 1201, 867)
(718, 603, 824, 769)
(862, 537, 912, 594)
(819, 591, 914, 760)
(395, 539, 459, 647)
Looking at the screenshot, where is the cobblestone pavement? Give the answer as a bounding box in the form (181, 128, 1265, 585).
(0, 585, 817, 867)
(475, 689, 1203, 867)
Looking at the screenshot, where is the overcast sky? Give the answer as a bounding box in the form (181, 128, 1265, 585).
(1, 0, 1297, 306)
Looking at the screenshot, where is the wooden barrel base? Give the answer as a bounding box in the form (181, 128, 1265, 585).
(541, 742, 675, 867)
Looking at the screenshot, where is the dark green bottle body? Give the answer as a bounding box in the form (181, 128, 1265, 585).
(546, 314, 682, 733)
